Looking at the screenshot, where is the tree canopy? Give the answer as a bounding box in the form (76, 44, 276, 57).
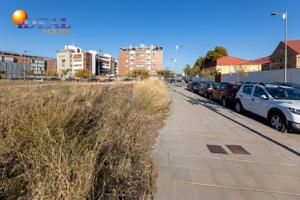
(188, 46, 228, 76)
(128, 69, 149, 80)
(74, 69, 92, 78)
(158, 70, 176, 79)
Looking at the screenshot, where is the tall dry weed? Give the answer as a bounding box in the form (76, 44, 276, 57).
(0, 80, 170, 200)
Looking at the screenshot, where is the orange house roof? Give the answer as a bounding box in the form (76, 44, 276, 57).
(283, 40, 300, 54)
(247, 56, 271, 65)
(204, 56, 248, 69)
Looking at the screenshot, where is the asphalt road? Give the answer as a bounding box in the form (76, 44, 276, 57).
(154, 83, 300, 200)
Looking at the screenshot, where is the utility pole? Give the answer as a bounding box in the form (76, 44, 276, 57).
(175, 44, 183, 73)
(271, 11, 288, 83)
(23, 50, 30, 80)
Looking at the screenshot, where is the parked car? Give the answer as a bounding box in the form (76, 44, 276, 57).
(199, 82, 218, 98)
(272, 82, 300, 91)
(235, 83, 300, 132)
(187, 81, 201, 93)
(211, 82, 241, 107)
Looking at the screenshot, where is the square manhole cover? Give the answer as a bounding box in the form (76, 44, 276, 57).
(207, 145, 228, 154)
(226, 145, 250, 155)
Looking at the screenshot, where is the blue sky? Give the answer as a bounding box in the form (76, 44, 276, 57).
(1, 0, 300, 73)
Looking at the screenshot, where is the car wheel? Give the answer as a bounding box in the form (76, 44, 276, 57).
(270, 113, 287, 133)
(235, 101, 243, 113)
(221, 98, 227, 107)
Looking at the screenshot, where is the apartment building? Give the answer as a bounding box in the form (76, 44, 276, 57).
(57, 45, 117, 77)
(118, 44, 163, 76)
(0, 51, 56, 78)
(96, 54, 118, 76)
(57, 45, 92, 77)
(71, 52, 92, 74)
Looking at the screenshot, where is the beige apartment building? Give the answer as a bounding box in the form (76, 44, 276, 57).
(56, 45, 92, 77)
(118, 44, 163, 76)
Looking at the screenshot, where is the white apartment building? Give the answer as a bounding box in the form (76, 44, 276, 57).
(57, 45, 117, 77)
(57, 45, 93, 77)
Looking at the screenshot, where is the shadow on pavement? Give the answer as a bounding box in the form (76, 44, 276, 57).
(171, 88, 300, 157)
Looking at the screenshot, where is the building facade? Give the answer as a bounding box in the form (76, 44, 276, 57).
(0, 51, 56, 79)
(96, 54, 118, 76)
(202, 56, 270, 82)
(118, 44, 163, 76)
(262, 40, 300, 70)
(57, 45, 117, 77)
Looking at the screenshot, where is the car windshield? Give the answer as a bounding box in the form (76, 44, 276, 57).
(266, 87, 300, 100)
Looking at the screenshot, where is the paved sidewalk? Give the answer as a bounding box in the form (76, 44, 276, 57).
(154, 84, 300, 200)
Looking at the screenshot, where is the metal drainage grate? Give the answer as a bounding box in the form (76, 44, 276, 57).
(226, 145, 250, 155)
(207, 145, 228, 154)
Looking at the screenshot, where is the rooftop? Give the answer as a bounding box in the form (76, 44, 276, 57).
(283, 40, 300, 54)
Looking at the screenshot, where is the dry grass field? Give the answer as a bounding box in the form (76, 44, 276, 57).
(0, 80, 171, 200)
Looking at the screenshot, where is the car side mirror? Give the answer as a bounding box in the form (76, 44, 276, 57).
(259, 94, 268, 100)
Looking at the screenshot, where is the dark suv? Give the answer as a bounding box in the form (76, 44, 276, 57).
(211, 82, 241, 107)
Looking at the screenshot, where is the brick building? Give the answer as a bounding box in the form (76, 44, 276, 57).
(118, 44, 163, 76)
(0, 51, 56, 78)
(262, 40, 300, 70)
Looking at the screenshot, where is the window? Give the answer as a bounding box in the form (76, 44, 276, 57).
(253, 86, 267, 98)
(242, 85, 253, 95)
(220, 83, 232, 89)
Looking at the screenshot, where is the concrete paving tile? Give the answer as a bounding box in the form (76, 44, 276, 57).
(211, 170, 240, 187)
(181, 144, 202, 156)
(256, 175, 300, 194)
(194, 185, 230, 200)
(184, 156, 208, 169)
(260, 163, 300, 177)
(251, 152, 295, 164)
(153, 152, 169, 166)
(273, 193, 300, 200)
(223, 188, 250, 200)
(222, 160, 253, 175)
(248, 191, 276, 200)
(234, 173, 267, 190)
(155, 179, 176, 200)
(167, 154, 186, 167)
(166, 145, 185, 155)
(167, 166, 192, 182)
(173, 182, 198, 200)
(189, 168, 216, 185)
(204, 158, 229, 172)
(243, 162, 269, 175)
(155, 85, 300, 199)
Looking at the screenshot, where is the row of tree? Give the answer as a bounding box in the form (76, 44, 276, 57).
(127, 69, 176, 80)
(183, 46, 228, 77)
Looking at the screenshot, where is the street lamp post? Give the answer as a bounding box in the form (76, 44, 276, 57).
(175, 44, 183, 72)
(23, 50, 30, 80)
(271, 11, 288, 83)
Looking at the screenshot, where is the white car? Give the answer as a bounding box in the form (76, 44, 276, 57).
(235, 83, 300, 132)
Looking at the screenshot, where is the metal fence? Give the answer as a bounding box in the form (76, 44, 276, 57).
(0, 62, 31, 79)
(220, 68, 300, 83)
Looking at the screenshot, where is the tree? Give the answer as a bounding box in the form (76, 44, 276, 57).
(183, 64, 192, 76)
(128, 69, 149, 80)
(205, 46, 228, 63)
(191, 46, 228, 80)
(157, 70, 175, 79)
(235, 66, 247, 82)
(0, 70, 6, 79)
(45, 69, 57, 77)
(75, 69, 92, 79)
